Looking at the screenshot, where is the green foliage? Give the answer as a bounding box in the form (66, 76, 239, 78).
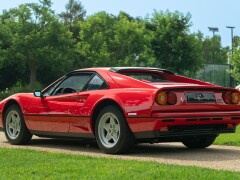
(0, 88, 12, 101)
(77, 11, 155, 67)
(200, 34, 229, 64)
(0, 0, 75, 89)
(229, 44, 240, 81)
(0, 1, 232, 89)
(233, 36, 240, 47)
(0, 82, 43, 100)
(0, 148, 239, 179)
(214, 126, 240, 146)
(148, 11, 203, 74)
(60, 0, 86, 40)
(60, 0, 86, 24)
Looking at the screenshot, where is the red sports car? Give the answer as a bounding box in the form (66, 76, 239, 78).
(0, 67, 239, 154)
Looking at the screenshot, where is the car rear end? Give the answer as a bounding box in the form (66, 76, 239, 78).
(108, 67, 240, 145)
(135, 85, 240, 142)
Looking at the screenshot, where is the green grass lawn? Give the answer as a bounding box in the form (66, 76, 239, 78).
(0, 148, 239, 179)
(214, 125, 240, 146)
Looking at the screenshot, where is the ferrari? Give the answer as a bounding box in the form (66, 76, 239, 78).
(0, 67, 239, 154)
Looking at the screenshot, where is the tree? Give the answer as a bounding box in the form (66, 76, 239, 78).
(117, 11, 135, 21)
(229, 39, 240, 82)
(147, 11, 203, 74)
(76, 12, 155, 67)
(233, 36, 240, 47)
(60, 0, 86, 39)
(201, 35, 228, 64)
(0, 17, 21, 88)
(0, 0, 75, 89)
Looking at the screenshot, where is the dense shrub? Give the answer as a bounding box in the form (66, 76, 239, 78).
(0, 82, 43, 101)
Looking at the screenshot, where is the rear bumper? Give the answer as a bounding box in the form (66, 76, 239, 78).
(134, 124, 235, 139)
(127, 111, 240, 139)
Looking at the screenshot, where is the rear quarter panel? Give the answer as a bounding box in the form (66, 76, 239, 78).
(68, 88, 156, 134)
(96, 89, 157, 116)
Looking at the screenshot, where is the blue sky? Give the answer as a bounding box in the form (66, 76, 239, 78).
(0, 0, 239, 47)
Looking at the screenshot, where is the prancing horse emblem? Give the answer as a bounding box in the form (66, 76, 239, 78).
(180, 97, 184, 103)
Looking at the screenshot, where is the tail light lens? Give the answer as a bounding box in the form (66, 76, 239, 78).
(156, 91, 177, 105)
(223, 91, 240, 104)
(232, 92, 240, 104)
(223, 91, 232, 104)
(156, 92, 167, 105)
(167, 92, 177, 105)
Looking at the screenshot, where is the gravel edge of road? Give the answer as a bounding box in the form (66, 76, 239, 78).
(0, 132, 240, 172)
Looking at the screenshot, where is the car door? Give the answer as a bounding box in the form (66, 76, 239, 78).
(69, 74, 108, 134)
(26, 72, 94, 133)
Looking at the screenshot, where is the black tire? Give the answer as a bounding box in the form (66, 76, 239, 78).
(182, 135, 216, 149)
(95, 105, 135, 154)
(4, 105, 32, 145)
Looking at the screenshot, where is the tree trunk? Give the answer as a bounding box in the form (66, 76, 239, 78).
(29, 62, 36, 90)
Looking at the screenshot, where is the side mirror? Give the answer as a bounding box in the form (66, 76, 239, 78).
(34, 90, 43, 98)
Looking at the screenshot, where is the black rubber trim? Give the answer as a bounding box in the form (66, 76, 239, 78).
(25, 115, 90, 118)
(134, 125, 236, 139)
(162, 119, 175, 123)
(212, 118, 223, 121)
(30, 130, 95, 139)
(0, 127, 4, 131)
(109, 67, 174, 74)
(186, 119, 197, 122)
(199, 118, 211, 121)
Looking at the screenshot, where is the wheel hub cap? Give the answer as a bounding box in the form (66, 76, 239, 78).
(6, 110, 21, 139)
(98, 113, 120, 148)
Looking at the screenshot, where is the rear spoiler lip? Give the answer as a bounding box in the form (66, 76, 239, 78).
(156, 86, 238, 92)
(109, 67, 174, 74)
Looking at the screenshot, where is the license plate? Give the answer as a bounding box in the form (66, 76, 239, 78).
(185, 92, 215, 103)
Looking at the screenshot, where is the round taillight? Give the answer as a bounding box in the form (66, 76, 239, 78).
(223, 91, 232, 104)
(167, 92, 177, 105)
(222, 91, 240, 104)
(231, 92, 240, 104)
(156, 92, 167, 105)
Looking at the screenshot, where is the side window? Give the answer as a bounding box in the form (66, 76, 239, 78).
(52, 73, 93, 95)
(42, 78, 63, 97)
(85, 75, 105, 91)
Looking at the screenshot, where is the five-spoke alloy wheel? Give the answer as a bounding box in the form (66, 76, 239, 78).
(5, 109, 21, 140)
(4, 105, 32, 145)
(95, 105, 135, 154)
(98, 112, 120, 148)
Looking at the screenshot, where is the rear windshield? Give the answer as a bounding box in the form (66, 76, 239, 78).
(119, 72, 165, 82)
